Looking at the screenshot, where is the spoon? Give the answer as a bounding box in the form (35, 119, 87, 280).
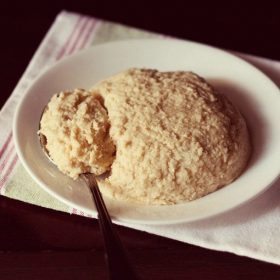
(38, 131, 140, 280)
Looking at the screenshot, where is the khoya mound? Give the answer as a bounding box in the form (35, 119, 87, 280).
(40, 69, 251, 205)
(93, 69, 251, 205)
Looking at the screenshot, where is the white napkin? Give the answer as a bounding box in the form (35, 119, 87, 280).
(1, 10, 280, 265)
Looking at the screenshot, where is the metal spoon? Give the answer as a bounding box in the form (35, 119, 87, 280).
(38, 130, 139, 280)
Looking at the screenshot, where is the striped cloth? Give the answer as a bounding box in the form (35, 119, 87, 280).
(1, 10, 280, 265)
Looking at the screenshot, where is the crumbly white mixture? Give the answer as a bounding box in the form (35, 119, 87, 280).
(91, 69, 251, 205)
(39, 89, 115, 179)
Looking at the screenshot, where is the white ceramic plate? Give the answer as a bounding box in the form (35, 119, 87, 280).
(13, 39, 280, 225)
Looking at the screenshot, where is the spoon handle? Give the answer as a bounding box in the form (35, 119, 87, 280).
(82, 174, 140, 280)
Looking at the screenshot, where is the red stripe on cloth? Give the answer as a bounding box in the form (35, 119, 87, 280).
(65, 18, 90, 55)
(55, 15, 83, 60)
(78, 19, 98, 50)
(0, 132, 12, 159)
(0, 144, 15, 172)
(0, 154, 18, 191)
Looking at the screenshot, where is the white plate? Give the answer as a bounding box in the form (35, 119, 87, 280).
(13, 39, 280, 225)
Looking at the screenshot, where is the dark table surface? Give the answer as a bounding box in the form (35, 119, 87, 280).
(1, 1, 280, 279)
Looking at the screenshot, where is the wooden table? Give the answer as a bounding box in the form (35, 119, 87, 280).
(1, 1, 280, 279)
